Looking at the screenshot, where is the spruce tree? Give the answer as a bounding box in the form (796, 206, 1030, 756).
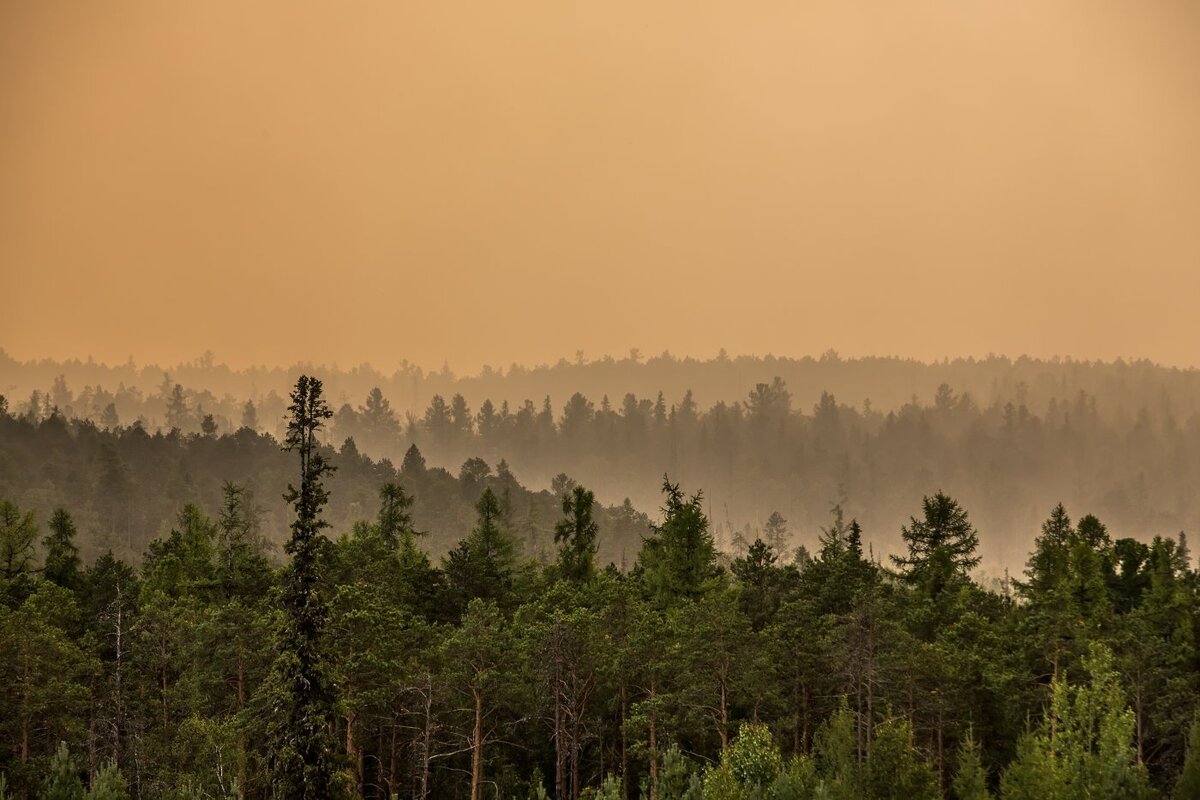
(637, 476, 720, 605)
(268, 375, 343, 799)
(375, 482, 416, 550)
(952, 731, 990, 800)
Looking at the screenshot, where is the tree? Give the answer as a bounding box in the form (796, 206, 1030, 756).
(952, 731, 991, 800)
(267, 375, 344, 799)
(0, 584, 92, 795)
(359, 387, 400, 449)
(442, 599, 525, 800)
(42, 509, 81, 590)
(443, 488, 518, 614)
(85, 761, 129, 800)
(165, 384, 189, 431)
(555, 485, 599, 583)
(637, 476, 720, 605)
(240, 400, 259, 432)
(1178, 715, 1200, 800)
(200, 413, 218, 437)
(0, 500, 38, 581)
(1016, 506, 1111, 684)
(999, 643, 1153, 800)
(891, 492, 980, 598)
(763, 512, 789, 555)
(401, 444, 427, 475)
(376, 482, 417, 550)
(701, 722, 783, 797)
(41, 742, 84, 800)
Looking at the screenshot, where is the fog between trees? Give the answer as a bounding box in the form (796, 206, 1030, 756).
(5, 351, 1200, 572)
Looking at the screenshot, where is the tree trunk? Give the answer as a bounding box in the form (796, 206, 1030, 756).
(619, 683, 629, 800)
(718, 673, 730, 751)
(648, 680, 659, 800)
(237, 657, 246, 800)
(555, 660, 566, 800)
(420, 674, 433, 800)
(471, 688, 484, 800)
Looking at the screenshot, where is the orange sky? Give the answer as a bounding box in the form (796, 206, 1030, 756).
(2, 1, 1199, 373)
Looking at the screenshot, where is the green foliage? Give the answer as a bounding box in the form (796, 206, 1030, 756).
(41, 742, 84, 800)
(864, 717, 939, 800)
(654, 745, 702, 800)
(638, 476, 721, 605)
(86, 761, 130, 800)
(0, 499, 38, 581)
(1000, 643, 1154, 800)
(1178, 715, 1200, 800)
(952, 732, 991, 800)
(892, 492, 980, 598)
(444, 487, 518, 614)
(555, 484, 600, 583)
(267, 375, 344, 800)
(43, 509, 81, 590)
(3, 376, 1200, 798)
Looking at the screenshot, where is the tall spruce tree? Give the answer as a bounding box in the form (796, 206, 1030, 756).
(269, 375, 343, 799)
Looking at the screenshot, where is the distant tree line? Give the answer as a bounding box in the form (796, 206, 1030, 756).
(1, 376, 1198, 799)
(9, 353, 1200, 568)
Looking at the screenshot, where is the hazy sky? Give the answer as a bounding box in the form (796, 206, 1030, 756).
(3, 1, 1199, 373)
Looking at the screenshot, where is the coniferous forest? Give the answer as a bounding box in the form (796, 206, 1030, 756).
(8, 1, 1200, 797)
(2, 374, 1199, 800)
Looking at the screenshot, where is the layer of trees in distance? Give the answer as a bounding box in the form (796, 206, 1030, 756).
(1, 375, 1199, 800)
(5, 351, 1200, 570)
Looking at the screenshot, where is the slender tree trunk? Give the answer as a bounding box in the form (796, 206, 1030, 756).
(648, 680, 659, 800)
(1134, 682, 1145, 766)
(619, 683, 629, 800)
(936, 702, 945, 791)
(555, 661, 566, 800)
(21, 648, 30, 767)
(471, 689, 484, 800)
(793, 685, 801, 756)
(855, 679, 864, 764)
(237, 658, 246, 800)
(718, 673, 730, 751)
(420, 674, 433, 800)
(346, 711, 360, 797)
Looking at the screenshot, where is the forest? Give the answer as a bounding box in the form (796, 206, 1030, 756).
(6, 351, 1200, 571)
(1, 375, 1199, 799)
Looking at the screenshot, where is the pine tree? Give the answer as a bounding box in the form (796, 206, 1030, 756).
(268, 375, 344, 799)
(401, 444, 427, 475)
(554, 484, 599, 583)
(41, 742, 84, 800)
(42, 509, 81, 590)
(85, 761, 129, 800)
(0, 499, 38, 581)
